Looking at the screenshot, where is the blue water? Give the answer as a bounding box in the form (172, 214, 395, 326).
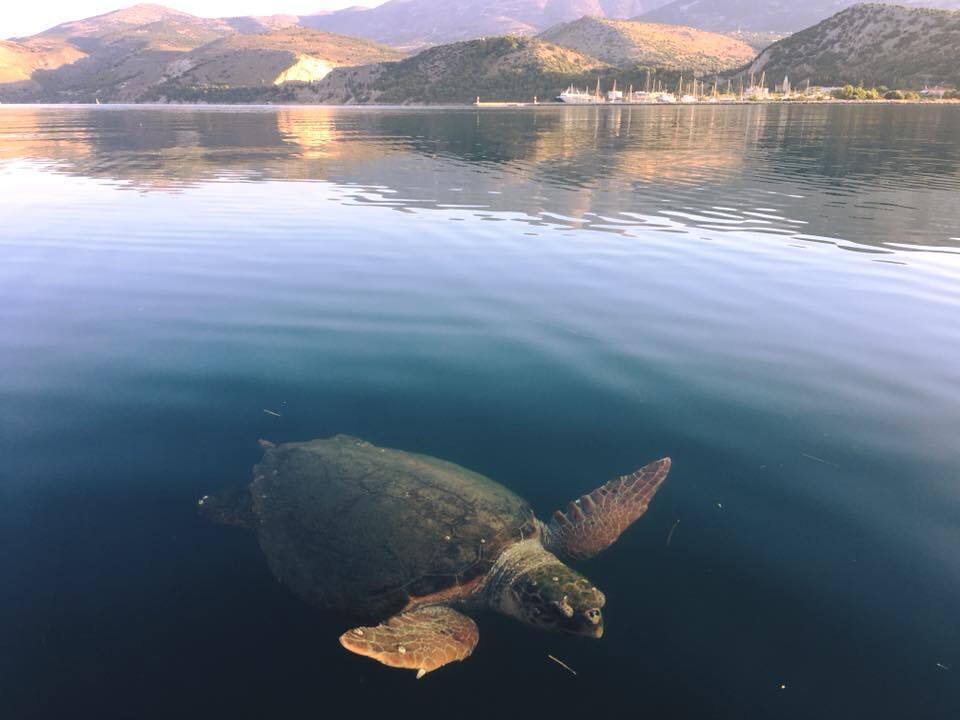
(1, 104, 959, 719)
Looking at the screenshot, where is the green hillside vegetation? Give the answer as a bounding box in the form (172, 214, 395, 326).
(749, 4, 960, 89)
(308, 36, 706, 104)
(4, 6, 237, 101)
(123, 31, 758, 105)
(314, 36, 605, 104)
(538, 16, 755, 71)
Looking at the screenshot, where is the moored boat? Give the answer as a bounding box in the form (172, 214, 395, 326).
(556, 85, 602, 104)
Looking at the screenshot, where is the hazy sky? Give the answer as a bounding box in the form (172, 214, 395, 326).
(3, 1, 383, 38)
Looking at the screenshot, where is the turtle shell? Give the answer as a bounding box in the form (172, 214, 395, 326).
(250, 435, 537, 620)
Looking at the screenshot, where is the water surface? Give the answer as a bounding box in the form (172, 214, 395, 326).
(1, 104, 959, 719)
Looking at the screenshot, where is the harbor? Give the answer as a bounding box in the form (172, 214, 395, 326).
(474, 73, 959, 106)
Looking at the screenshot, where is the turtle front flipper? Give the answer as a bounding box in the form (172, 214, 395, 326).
(545, 457, 671, 561)
(339, 606, 479, 679)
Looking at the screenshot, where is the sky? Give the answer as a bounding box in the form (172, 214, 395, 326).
(3, 0, 384, 38)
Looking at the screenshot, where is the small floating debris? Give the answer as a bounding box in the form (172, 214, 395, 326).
(936, 662, 951, 671)
(263, 409, 281, 417)
(799, 451, 840, 468)
(666, 519, 680, 547)
(716, 502, 723, 509)
(547, 654, 577, 676)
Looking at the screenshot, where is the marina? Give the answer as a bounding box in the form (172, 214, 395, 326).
(473, 70, 959, 106)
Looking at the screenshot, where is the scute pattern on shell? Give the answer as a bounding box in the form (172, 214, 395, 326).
(250, 435, 536, 619)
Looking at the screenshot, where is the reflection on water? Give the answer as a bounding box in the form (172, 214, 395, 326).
(3, 104, 960, 250)
(1, 105, 959, 720)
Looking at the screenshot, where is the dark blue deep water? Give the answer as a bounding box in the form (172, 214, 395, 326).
(1, 104, 959, 719)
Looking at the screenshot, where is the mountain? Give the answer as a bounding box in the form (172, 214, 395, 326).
(311, 36, 606, 103)
(300, 0, 675, 49)
(221, 15, 303, 34)
(26, 3, 213, 46)
(0, 39, 86, 84)
(747, 3, 960, 87)
(640, 0, 853, 33)
(308, 34, 704, 104)
(147, 28, 404, 100)
(538, 16, 755, 70)
(722, 30, 788, 52)
(639, 0, 960, 33)
(3, 4, 236, 101)
(0, 4, 405, 102)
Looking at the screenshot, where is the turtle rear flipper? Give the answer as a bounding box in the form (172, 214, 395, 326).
(546, 457, 671, 561)
(339, 606, 479, 679)
(198, 486, 255, 529)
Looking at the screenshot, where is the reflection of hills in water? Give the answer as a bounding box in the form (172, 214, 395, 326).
(2, 105, 959, 250)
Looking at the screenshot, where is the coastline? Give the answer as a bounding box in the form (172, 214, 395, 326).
(2, 99, 959, 108)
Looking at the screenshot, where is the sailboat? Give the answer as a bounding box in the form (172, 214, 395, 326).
(607, 79, 623, 103)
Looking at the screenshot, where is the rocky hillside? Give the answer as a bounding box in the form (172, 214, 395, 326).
(300, 0, 674, 49)
(639, 0, 960, 33)
(0, 39, 86, 84)
(0, 5, 405, 102)
(748, 4, 960, 88)
(538, 16, 755, 70)
(311, 36, 606, 104)
(2, 5, 228, 101)
(722, 30, 787, 52)
(149, 28, 403, 98)
(305, 34, 698, 104)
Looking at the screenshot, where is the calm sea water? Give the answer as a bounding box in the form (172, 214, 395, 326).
(1, 104, 959, 719)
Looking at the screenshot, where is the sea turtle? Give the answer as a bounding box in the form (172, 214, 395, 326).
(199, 434, 671, 678)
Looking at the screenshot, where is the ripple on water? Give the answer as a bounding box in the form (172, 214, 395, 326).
(1, 105, 960, 720)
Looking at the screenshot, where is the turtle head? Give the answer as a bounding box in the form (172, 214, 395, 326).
(509, 563, 605, 638)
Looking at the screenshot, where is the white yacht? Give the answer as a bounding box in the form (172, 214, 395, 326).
(556, 85, 602, 104)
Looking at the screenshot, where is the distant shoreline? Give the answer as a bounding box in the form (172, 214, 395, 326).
(2, 100, 959, 109)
